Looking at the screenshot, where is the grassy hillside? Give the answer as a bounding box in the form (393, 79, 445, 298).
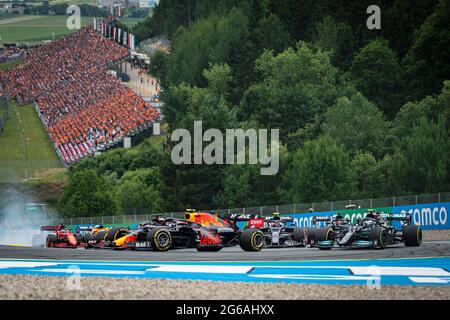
(0, 101, 63, 182)
(0, 15, 94, 44)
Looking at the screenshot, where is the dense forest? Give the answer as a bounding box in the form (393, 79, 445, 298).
(59, 0, 450, 217)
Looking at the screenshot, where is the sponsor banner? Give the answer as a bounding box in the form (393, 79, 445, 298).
(286, 207, 393, 228)
(393, 202, 450, 230)
(340, 207, 392, 224)
(287, 211, 335, 228)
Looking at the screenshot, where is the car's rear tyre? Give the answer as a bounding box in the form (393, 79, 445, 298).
(292, 228, 306, 245)
(83, 232, 93, 248)
(315, 227, 333, 250)
(105, 227, 129, 242)
(94, 230, 107, 241)
(196, 246, 222, 252)
(369, 226, 388, 249)
(403, 225, 422, 247)
(305, 228, 316, 246)
(46, 234, 57, 248)
(239, 229, 265, 251)
(147, 227, 172, 251)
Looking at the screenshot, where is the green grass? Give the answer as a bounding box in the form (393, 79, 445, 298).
(118, 17, 146, 28)
(0, 15, 95, 44)
(0, 101, 63, 182)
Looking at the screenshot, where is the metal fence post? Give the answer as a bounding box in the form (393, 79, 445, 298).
(260, 207, 263, 215)
(330, 202, 333, 211)
(293, 204, 296, 213)
(101, 216, 104, 224)
(276, 205, 279, 213)
(112, 216, 115, 224)
(438, 193, 441, 203)
(370, 198, 373, 208)
(393, 197, 395, 207)
(91, 217, 93, 225)
(415, 195, 418, 205)
(70, 218, 73, 225)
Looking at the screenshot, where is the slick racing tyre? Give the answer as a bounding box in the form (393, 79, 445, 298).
(46, 234, 57, 248)
(105, 227, 129, 242)
(147, 227, 172, 251)
(239, 229, 265, 251)
(403, 225, 422, 247)
(305, 228, 316, 246)
(94, 230, 107, 241)
(369, 226, 388, 249)
(292, 228, 307, 246)
(83, 232, 94, 248)
(315, 227, 333, 250)
(196, 246, 222, 252)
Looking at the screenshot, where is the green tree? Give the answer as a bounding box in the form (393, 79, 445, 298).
(393, 80, 450, 140)
(254, 14, 293, 54)
(322, 93, 389, 158)
(403, 0, 450, 100)
(350, 38, 403, 118)
(311, 16, 356, 70)
(117, 168, 164, 214)
(149, 50, 168, 80)
(382, 0, 439, 58)
(160, 64, 238, 210)
(391, 116, 450, 193)
(58, 170, 121, 217)
(281, 136, 354, 203)
(350, 152, 394, 198)
(240, 41, 352, 140)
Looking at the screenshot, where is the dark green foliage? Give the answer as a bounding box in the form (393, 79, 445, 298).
(280, 136, 354, 203)
(58, 170, 121, 217)
(60, 0, 450, 215)
(391, 117, 450, 193)
(403, 0, 450, 100)
(350, 38, 403, 118)
(322, 93, 389, 158)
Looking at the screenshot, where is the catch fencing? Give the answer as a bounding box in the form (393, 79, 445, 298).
(56, 191, 450, 226)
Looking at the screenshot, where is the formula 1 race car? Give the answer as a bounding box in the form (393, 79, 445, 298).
(305, 214, 351, 248)
(81, 225, 130, 249)
(224, 213, 306, 247)
(121, 210, 265, 252)
(34, 225, 79, 248)
(314, 211, 422, 250)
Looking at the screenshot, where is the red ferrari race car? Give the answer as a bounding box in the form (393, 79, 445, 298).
(33, 225, 78, 248)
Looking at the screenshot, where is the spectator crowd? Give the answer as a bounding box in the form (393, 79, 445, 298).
(0, 26, 160, 164)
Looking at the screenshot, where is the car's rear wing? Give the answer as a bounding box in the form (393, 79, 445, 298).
(312, 216, 332, 224)
(265, 216, 294, 223)
(220, 213, 258, 221)
(382, 213, 412, 222)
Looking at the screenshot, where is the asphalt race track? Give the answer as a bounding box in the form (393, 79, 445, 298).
(1, 241, 449, 261)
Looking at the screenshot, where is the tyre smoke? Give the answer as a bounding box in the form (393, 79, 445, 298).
(0, 195, 53, 247)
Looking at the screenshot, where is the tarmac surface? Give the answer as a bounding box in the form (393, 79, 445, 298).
(1, 241, 449, 262)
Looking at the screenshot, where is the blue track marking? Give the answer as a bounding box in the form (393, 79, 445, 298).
(0, 257, 449, 286)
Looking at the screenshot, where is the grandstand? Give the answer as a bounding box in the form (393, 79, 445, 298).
(0, 26, 160, 165)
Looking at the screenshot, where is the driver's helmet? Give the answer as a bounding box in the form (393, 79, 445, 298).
(335, 214, 344, 225)
(153, 216, 166, 225)
(366, 209, 376, 219)
(272, 212, 281, 221)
